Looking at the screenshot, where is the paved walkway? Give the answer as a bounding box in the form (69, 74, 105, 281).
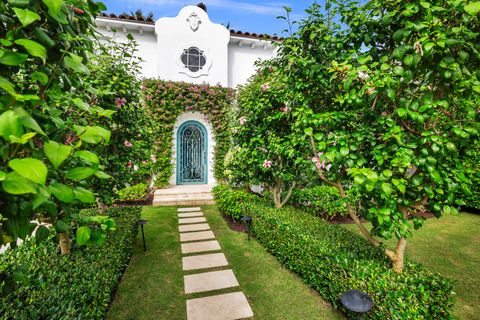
(178, 207, 254, 320)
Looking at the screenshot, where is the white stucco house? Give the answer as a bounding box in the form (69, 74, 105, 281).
(95, 3, 278, 201)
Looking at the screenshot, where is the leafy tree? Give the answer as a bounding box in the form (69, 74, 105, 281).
(0, 0, 112, 260)
(248, 0, 479, 272)
(234, 73, 309, 207)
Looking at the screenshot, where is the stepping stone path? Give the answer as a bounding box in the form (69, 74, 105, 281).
(178, 207, 254, 320)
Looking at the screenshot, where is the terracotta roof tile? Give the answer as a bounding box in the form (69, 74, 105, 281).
(97, 13, 282, 41)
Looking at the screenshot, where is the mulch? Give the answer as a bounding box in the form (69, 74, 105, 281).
(222, 214, 247, 233)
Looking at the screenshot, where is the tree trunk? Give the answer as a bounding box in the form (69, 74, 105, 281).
(59, 233, 70, 255)
(386, 237, 407, 273)
(272, 178, 296, 208)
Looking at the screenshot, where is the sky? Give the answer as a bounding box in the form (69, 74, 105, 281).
(100, 0, 316, 36)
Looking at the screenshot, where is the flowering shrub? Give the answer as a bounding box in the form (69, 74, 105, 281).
(141, 80, 234, 187)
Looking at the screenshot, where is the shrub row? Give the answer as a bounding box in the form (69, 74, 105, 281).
(463, 141, 480, 210)
(290, 185, 357, 219)
(212, 185, 258, 221)
(214, 186, 454, 319)
(0, 206, 142, 320)
(116, 183, 150, 202)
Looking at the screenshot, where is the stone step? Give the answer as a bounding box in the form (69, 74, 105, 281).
(179, 217, 207, 224)
(182, 252, 228, 271)
(155, 185, 213, 196)
(184, 269, 239, 294)
(186, 292, 254, 320)
(179, 223, 210, 233)
(178, 207, 202, 212)
(178, 212, 204, 218)
(181, 240, 221, 254)
(180, 231, 215, 243)
(153, 197, 215, 206)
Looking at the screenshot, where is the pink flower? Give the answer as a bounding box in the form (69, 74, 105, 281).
(145, 95, 153, 101)
(414, 42, 424, 56)
(124, 140, 133, 147)
(127, 161, 133, 168)
(279, 104, 290, 113)
(381, 111, 388, 117)
(239, 117, 247, 125)
(151, 155, 157, 163)
(115, 97, 127, 108)
(263, 160, 272, 168)
(312, 156, 326, 170)
(142, 160, 148, 165)
(261, 83, 270, 92)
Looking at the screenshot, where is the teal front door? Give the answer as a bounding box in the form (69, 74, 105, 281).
(177, 121, 208, 185)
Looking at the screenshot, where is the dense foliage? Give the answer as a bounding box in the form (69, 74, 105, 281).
(0, 0, 113, 258)
(235, 0, 480, 272)
(233, 75, 309, 207)
(463, 141, 480, 209)
(141, 80, 234, 187)
(0, 206, 141, 319)
(82, 37, 155, 204)
(212, 184, 258, 221)
(290, 185, 356, 219)
(214, 186, 454, 319)
(116, 183, 149, 202)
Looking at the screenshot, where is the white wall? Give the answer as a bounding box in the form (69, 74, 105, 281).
(95, 23, 158, 79)
(155, 6, 230, 86)
(228, 39, 276, 88)
(170, 112, 216, 186)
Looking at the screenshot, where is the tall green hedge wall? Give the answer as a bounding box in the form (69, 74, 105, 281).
(142, 80, 234, 187)
(463, 141, 480, 209)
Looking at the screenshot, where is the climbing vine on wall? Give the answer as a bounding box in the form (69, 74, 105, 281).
(142, 80, 235, 187)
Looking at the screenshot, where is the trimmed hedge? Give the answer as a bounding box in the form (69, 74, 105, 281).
(117, 183, 150, 201)
(214, 186, 454, 319)
(291, 185, 357, 219)
(0, 206, 142, 319)
(212, 184, 258, 221)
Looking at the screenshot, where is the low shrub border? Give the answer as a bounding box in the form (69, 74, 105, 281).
(0, 206, 142, 319)
(214, 186, 454, 319)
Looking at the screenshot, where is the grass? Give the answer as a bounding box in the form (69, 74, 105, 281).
(107, 205, 342, 320)
(343, 212, 480, 320)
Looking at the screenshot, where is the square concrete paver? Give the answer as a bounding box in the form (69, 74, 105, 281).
(180, 231, 215, 243)
(179, 217, 207, 224)
(182, 252, 228, 271)
(184, 269, 239, 294)
(186, 292, 253, 320)
(178, 207, 202, 212)
(181, 240, 221, 254)
(179, 212, 204, 218)
(179, 223, 210, 233)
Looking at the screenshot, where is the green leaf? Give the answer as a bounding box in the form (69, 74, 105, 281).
(2, 172, 37, 194)
(12, 8, 41, 27)
(73, 98, 90, 111)
(465, 2, 480, 15)
(9, 158, 48, 185)
(354, 175, 365, 185)
(64, 53, 89, 74)
(95, 171, 111, 179)
(76, 226, 91, 246)
(49, 183, 75, 203)
(0, 170, 6, 181)
(340, 147, 349, 156)
(0, 76, 16, 95)
(0, 49, 28, 66)
(396, 108, 407, 118)
(31, 71, 49, 85)
(382, 183, 393, 195)
(74, 187, 95, 203)
(55, 220, 69, 233)
(15, 39, 46, 64)
(304, 127, 313, 136)
(66, 167, 97, 181)
(42, 0, 62, 14)
(78, 126, 111, 144)
(20, 115, 46, 136)
(35, 225, 50, 244)
(74, 150, 99, 164)
(44, 141, 72, 169)
(9, 132, 36, 144)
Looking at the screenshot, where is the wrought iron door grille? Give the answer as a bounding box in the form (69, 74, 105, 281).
(177, 122, 207, 184)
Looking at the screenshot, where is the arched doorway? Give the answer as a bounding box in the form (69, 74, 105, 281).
(176, 120, 208, 185)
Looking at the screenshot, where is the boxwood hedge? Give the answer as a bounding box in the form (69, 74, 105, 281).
(214, 186, 454, 319)
(0, 206, 141, 320)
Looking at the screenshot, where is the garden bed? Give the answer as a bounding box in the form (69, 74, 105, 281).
(0, 207, 141, 320)
(214, 186, 455, 319)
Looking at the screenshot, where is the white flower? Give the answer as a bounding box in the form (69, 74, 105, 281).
(358, 71, 370, 80)
(414, 42, 424, 56)
(133, 164, 139, 171)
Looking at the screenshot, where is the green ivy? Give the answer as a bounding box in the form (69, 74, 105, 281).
(116, 183, 149, 202)
(141, 80, 234, 187)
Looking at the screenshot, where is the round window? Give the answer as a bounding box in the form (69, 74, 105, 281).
(181, 47, 207, 73)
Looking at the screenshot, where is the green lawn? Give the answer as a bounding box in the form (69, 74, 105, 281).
(343, 212, 480, 320)
(107, 205, 342, 320)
